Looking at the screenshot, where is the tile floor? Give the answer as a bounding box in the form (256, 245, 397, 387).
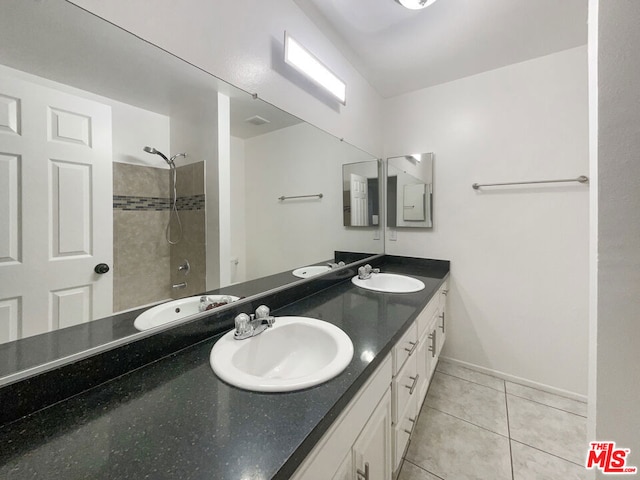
(398, 361, 588, 480)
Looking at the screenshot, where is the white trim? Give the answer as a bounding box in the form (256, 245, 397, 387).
(440, 356, 588, 403)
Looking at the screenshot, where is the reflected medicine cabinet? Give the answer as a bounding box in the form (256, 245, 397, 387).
(387, 153, 434, 229)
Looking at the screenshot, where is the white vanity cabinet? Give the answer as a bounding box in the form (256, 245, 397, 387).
(291, 357, 392, 480)
(292, 278, 449, 480)
(391, 324, 419, 472)
(352, 390, 393, 480)
(394, 279, 449, 474)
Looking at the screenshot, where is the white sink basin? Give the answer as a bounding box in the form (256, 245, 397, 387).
(351, 273, 425, 293)
(210, 316, 353, 392)
(292, 265, 331, 279)
(134, 295, 239, 331)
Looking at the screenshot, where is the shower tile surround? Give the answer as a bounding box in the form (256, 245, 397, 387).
(170, 161, 206, 299)
(112, 162, 205, 311)
(0, 256, 449, 479)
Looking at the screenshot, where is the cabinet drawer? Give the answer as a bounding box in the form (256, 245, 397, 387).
(393, 322, 417, 376)
(392, 351, 417, 425)
(393, 392, 418, 472)
(439, 280, 449, 311)
(416, 296, 439, 338)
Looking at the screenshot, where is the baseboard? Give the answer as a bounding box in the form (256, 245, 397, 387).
(439, 356, 588, 403)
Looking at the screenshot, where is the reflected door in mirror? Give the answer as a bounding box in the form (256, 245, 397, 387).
(0, 69, 113, 344)
(343, 160, 380, 227)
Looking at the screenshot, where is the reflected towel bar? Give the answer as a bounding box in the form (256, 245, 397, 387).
(472, 175, 589, 190)
(278, 193, 324, 201)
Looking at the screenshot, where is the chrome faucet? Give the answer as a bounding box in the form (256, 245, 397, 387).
(234, 305, 276, 340)
(358, 264, 380, 280)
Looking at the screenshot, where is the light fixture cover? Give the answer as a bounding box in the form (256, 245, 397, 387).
(284, 32, 347, 105)
(395, 0, 438, 10)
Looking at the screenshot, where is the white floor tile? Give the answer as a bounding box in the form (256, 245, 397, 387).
(506, 382, 587, 417)
(511, 440, 587, 480)
(398, 460, 443, 480)
(406, 407, 512, 480)
(436, 361, 505, 392)
(425, 371, 509, 436)
(507, 395, 587, 465)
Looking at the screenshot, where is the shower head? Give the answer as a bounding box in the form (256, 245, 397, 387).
(143, 146, 170, 165)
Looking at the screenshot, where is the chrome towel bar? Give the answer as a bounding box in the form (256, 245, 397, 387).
(278, 193, 324, 201)
(472, 175, 589, 190)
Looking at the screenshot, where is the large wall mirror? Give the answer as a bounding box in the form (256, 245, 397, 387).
(0, 0, 382, 382)
(387, 153, 434, 228)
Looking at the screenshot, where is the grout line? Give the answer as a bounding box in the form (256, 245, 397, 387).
(510, 439, 587, 468)
(404, 459, 446, 480)
(423, 405, 510, 439)
(505, 381, 515, 480)
(436, 367, 505, 393)
(505, 392, 587, 418)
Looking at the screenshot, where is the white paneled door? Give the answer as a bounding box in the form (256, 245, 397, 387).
(350, 172, 369, 227)
(0, 70, 113, 343)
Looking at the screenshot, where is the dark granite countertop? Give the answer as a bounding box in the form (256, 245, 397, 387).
(0, 258, 448, 480)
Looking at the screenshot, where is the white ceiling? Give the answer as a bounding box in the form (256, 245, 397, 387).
(0, 1, 301, 140)
(295, 0, 588, 98)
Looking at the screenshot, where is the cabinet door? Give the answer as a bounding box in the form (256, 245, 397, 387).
(427, 324, 438, 379)
(436, 310, 446, 354)
(437, 282, 448, 354)
(416, 333, 429, 405)
(332, 451, 353, 480)
(353, 389, 392, 480)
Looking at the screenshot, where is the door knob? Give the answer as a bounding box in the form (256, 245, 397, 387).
(94, 263, 110, 274)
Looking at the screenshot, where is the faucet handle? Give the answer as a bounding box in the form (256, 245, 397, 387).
(372, 268, 380, 274)
(234, 313, 251, 337)
(255, 305, 275, 326)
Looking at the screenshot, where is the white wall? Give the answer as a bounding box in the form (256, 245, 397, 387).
(0, 63, 171, 169)
(589, 0, 640, 465)
(244, 123, 382, 280)
(111, 102, 169, 168)
(384, 47, 589, 396)
(68, 0, 383, 157)
(230, 136, 247, 284)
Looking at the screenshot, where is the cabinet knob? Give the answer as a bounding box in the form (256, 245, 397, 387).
(94, 263, 110, 274)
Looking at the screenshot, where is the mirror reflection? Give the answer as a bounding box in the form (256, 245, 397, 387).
(387, 153, 434, 228)
(342, 161, 381, 227)
(0, 0, 381, 361)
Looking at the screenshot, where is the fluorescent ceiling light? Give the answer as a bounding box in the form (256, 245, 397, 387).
(284, 32, 347, 105)
(394, 0, 438, 10)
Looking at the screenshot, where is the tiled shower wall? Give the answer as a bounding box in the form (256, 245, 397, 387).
(170, 162, 206, 299)
(113, 162, 171, 312)
(112, 161, 206, 312)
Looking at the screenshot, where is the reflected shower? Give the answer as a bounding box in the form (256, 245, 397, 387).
(143, 146, 187, 245)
